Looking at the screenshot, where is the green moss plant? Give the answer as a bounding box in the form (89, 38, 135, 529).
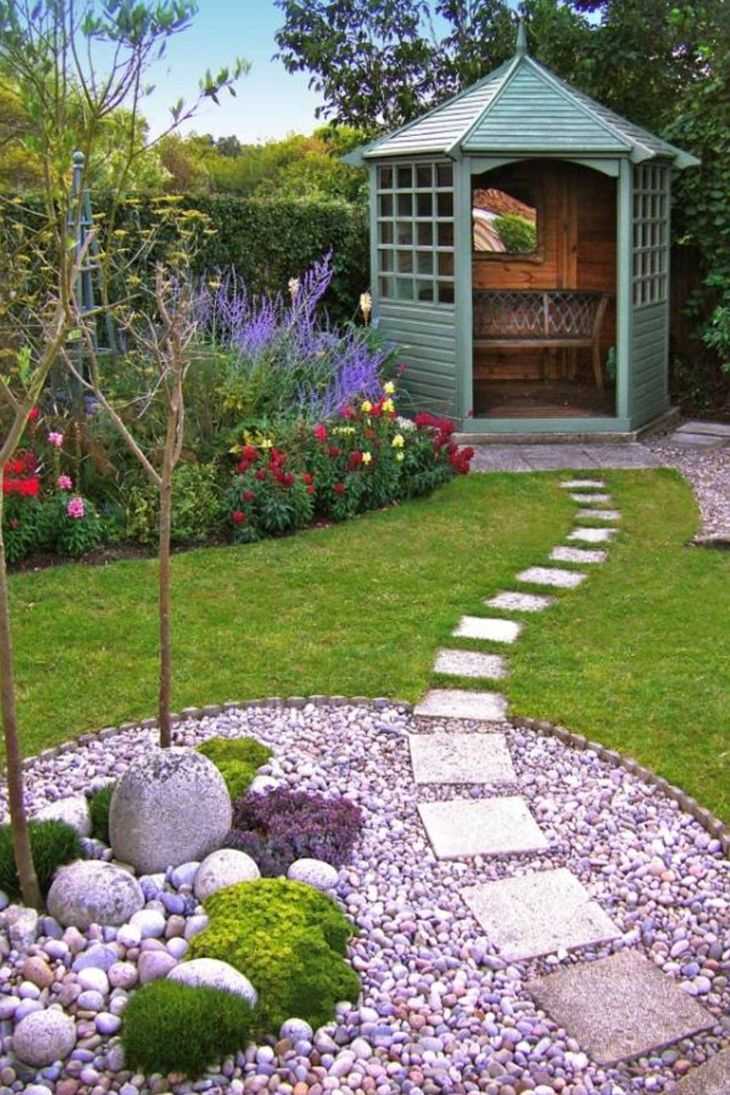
(121, 980, 253, 1078)
(190, 877, 359, 1031)
(0, 820, 82, 900)
(88, 783, 115, 844)
(197, 736, 272, 799)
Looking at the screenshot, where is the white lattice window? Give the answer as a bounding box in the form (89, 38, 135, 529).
(632, 164, 669, 307)
(376, 161, 455, 305)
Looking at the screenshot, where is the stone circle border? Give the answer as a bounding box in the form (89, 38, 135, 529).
(20, 696, 730, 859)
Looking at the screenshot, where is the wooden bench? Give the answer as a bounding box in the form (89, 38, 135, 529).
(473, 289, 611, 389)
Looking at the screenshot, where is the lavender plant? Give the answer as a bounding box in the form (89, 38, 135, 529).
(197, 254, 395, 423)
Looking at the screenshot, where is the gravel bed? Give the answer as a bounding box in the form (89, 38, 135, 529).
(1, 702, 729, 1095)
(644, 438, 730, 540)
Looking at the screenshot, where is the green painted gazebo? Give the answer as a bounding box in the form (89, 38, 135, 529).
(347, 25, 699, 435)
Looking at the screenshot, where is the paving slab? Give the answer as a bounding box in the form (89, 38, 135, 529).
(470, 447, 534, 472)
(588, 444, 662, 468)
(676, 1048, 730, 1094)
(560, 479, 606, 489)
(410, 732, 516, 785)
(569, 492, 612, 504)
(433, 649, 509, 679)
(550, 546, 607, 565)
(521, 446, 595, 470)
(576, 508, 621, 521)
(678, 419, 730, 438)
(418, 796, 548, 859)
(484, 591, 556, 613)
(568, 526, 617, 544)
(528, 949, 714, 1066)
(670, 432, 726, 448)
(516, 566, 587, 589)
(452, 616, 522, 643)
(414, 688, 508, 722)
(463, 868, 621, 961)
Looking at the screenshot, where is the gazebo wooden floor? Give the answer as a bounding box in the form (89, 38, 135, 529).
(474, 379, 616, 419)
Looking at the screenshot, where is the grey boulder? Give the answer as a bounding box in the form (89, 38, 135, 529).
(287, 857, 339, 891)
(168, 957, 257, 1006)
(13, 1007, 76, 1066)
(193, 848, 260, 901)
(47, 860, 144, 930)
(109, 748, 232, 874)
(34, 795, 91, 837)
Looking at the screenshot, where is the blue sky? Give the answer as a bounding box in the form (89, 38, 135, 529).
(143, 1, 324, 143)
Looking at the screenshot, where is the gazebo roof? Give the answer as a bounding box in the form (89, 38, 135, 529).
(349, 26, 698, 169)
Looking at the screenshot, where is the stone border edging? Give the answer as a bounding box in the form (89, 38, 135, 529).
(19, 696, 729, 859)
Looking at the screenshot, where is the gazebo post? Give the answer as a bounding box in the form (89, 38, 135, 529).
(454, 154, 473, 420)
(615, 158, 633, 421)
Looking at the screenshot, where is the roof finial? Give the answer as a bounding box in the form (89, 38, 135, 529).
(516, 17, 528, 56)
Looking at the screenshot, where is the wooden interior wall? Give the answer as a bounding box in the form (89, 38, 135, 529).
(473, 160, 617, 382)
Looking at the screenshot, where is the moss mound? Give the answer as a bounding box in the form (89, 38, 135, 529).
(121, 980, 253, 1078)
(88, 783, 115, 844)
(190, 878, 359, 1031)
(0, 820, 83, 899)
(197, 736, 272, 800)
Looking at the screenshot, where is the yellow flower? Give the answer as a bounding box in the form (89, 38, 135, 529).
(333, 426, 356, 435)
(396, 452, 405, 462)
(382, 398, 395, 413)
(361, 400, 373, 413)
(391, 433, 405, 448)
(362, 451, 372, 465)
(359, 290, 373, 322)
(384, 380, 396, 394)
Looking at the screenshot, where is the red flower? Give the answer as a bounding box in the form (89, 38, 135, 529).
(27, 407, 39, 423)
(328, 445, 341, 458)
(301, 472, 314, 485)
(242, 445, 259, 463)
(276, 471, 294, 488)
(236, 460, 250, 474)
(313, 423, 328, 442)
(242, 489, 256, 503)
(306, 484, 315, 495)
(364, 428, 376, 440)
(269, 447, 286, 467)
(370, 401, 383, 418)
(334, 482, 346, 494)
(348, 451, 363, 469)
(231, 510, 246, 525)
(255, 468, 267, 481)
(340, 405, 354, 419)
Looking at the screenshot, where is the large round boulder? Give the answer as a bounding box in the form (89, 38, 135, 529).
(47, 860, 144, 930)
(109, 748, 232, 874)
(193, 848, 260, 901)
(34, 795, 91, 837)
(13, 1007, 76, 1066)
(168, 957, 257, 1006)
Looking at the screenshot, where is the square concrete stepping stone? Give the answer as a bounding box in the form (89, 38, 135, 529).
(418, 796, 548, 859)
(410, 732, 516, 785)
(463, 868, 621, 962)
(676, 1048, 730, 1094)
(569, 492, 612, 504)
(679, 419, 730, 437)
(484, 591, 556, 613)
(550, 546, 607, 565)
(414, 688, 508, 722)
(516, 566, 587, 589)
(568, 527, 617, 544)
(560, 479, 606, 489)
(576, 508, 621, 521)
(434, 649, 508, 679)
(452, 616, 522, 643)
(528, 949, 714, 1066)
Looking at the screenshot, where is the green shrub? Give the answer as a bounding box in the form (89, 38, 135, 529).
(121, 980, 254, 1078)
(189, 878, 359, 1032)
(0, 820, 82, 899)
(197, 736, 272, 800)
(123, 462, 226, 545)
(494, 212, 537, 253)
(88, 783, 115, 844)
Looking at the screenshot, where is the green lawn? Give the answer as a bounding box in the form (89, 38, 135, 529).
(5, 467, 729, 822)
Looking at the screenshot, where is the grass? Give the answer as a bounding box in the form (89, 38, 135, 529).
(4, 467, 729, 822)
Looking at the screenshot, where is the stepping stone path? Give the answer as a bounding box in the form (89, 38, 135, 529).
(410, 475, 718, 1072)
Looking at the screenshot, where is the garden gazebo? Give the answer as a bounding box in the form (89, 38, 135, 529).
(347, 24, 699, 435)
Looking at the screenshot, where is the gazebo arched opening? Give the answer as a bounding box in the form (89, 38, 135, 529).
(470, 157, 617, 419)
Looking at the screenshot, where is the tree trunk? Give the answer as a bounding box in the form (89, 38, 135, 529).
(0, 492, 42, 908)
(158, 457, 173, 748)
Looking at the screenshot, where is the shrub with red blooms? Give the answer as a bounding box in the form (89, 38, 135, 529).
(224, 788, 363, 876)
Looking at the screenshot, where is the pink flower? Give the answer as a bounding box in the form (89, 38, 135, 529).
(66, 496, 85, 519)
(48, 431, 64, 448)
(57, 474, 73, 491)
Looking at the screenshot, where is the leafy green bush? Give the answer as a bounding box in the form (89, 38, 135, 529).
(0, 820, 82, 899)
(88, 783, 115, 844)
(494, 212, 537, 253)
(197, 736, 273, 800)
(123, 462, 226, 545)
(121, 980, 253, 1078)
(190, 878, 359, 1031)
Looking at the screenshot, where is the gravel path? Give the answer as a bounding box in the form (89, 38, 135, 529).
(644, 438, 730, 540)
(2, 703, 729, 1094)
